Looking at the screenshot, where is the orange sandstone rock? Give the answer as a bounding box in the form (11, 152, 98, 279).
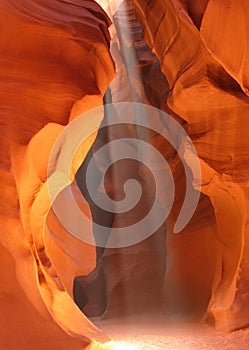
(132, 0, 249, 330)
(0, 0, 114, 348)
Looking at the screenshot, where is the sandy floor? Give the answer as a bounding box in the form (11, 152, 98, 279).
(94, 315, 249, 350)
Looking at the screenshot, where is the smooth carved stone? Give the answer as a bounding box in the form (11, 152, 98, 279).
(179, 0, 209, 29)
(76, 1, 168, 320)
(0, 0, 115, 348)
(1, 0, 249, 347)
(132, 0, 249, 330)
(200, 0, 249, 96)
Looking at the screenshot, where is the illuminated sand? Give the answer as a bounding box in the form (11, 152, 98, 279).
(95, 316, 249, 350)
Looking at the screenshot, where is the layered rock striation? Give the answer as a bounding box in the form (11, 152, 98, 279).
(1, 0, 249, 349)
(0, 0, 115, 348)
(133, 0, 249, 330)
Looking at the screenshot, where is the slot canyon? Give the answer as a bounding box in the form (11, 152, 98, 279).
(1, 0, 249, 349)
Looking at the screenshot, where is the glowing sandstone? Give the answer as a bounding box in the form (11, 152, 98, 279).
(1, 0, 249, 349)
(133, 0, 249, 330)
(0, 0, 115, 348)
(200, 0, 249, 96)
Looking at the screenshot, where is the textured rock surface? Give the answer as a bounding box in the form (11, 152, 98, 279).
(200, 0, 249, 96)
(1, 0, 249, 348)
(78, 0, 214, 323)
(74, 1, 167, 319)
(133, 0, 249, 330)
(0, 0, 115, 348)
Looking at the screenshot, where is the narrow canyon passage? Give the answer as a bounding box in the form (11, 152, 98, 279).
(74, 0, 214, 325)
(74, 0, 249, 346)
(0, 0, 249, 349)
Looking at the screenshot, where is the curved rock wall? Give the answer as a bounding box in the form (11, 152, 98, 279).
(1, 0, 249, 348)
(0, 0, 115, 348)
(132, 0, 249, 330)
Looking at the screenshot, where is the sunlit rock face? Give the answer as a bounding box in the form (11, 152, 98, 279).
(0, 0, 115, 348)
(1, 0, 249, 349)
(132, 0, 249, 331)
(200, 0, 249, 96)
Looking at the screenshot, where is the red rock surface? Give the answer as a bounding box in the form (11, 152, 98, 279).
(133, 0, 249, 331)
(0, 0, 115, 348)
(1, 0, 249, 348)
(200, 0, 249, 96)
